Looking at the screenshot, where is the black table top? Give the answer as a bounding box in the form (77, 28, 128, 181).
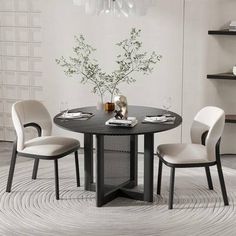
(54, 106, 182, 135)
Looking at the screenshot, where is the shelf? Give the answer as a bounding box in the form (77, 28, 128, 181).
(208, 30, 236, 35)
(207, 73, 236, 80)
(225, 115, 236, 123)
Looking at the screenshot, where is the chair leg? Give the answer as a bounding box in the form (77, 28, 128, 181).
(32, 159, 39, 180)
(205, 166, 213, 190)
(74, 151, 80, 187)
(54, 159, 59, 200)
(6, 142, 17, 193)
(216, 160, 229, 206)
(157, 159, 163, 195)
(169, 167, 175, 210)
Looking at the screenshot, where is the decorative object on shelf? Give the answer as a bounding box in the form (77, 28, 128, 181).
(209, 21, 236, 34)
(56, 28, 162, 108)
(233, 66, 236, 76)
(229, 21, 236, 32)
(208, 25, 236, 80)
(114, 95, 128, 119)
(73, 0, 156, 17)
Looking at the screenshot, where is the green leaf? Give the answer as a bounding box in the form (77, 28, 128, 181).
(56, 28, 162, 99)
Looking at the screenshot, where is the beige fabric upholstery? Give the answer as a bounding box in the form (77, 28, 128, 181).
(20, 136, 80, 157)
(12, 100, 80, 156)
(12, 100, 52, 151)
(157, 106, 225, 164)
(158, 143, 209, 164)
(190, 106, 225, 162)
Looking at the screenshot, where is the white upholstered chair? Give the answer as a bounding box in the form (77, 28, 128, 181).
(6, 100, 80, 200)
(157, 106, 229, 209)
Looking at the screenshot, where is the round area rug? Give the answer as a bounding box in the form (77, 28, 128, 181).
(0, 155, 236, 236)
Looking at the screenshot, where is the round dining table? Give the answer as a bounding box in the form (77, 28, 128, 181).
(54, 105, 182, 207)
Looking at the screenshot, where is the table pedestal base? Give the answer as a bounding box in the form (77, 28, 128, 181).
(84, 134, 154, 207)
(88, 181, 144, 206)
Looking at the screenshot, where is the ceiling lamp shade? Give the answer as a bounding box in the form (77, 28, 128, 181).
(73, 0, 156, 17)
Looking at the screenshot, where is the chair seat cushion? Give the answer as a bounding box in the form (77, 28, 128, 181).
(157, 143, 212, 165)
(20, 136, 80, 157)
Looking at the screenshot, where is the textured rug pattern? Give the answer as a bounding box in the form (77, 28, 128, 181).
(0, 155, 236, 236)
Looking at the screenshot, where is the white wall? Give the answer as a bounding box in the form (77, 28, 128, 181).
(41, 0, 236, 153)
(183, 0, 236, 153)
(41, 0, 184, 150)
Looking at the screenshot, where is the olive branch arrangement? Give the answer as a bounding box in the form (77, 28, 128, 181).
(56, 28, 162, 103)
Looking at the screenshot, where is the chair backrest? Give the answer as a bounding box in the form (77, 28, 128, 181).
(190, 106, 225, 162)
(12, 100, 52, 151)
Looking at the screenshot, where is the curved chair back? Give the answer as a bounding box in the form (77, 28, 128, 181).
(190, 106, 225, 162)
(12, 100, 52, 151)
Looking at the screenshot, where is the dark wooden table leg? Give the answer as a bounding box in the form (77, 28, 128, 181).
(84, 134, 93, 191)
(96, 135, 104, 207)
(32, 159, 39, 180)
(130, 135, 138, 186)
(144, 133, 154, 202)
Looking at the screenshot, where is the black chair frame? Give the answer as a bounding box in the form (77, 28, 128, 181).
(6, 122, 80, 200)
(157, 131, 229, 209)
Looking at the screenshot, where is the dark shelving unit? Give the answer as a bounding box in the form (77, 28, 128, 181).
(207, 73, 236, 80)
(208, 30, 236, 80)
(208, 30, 236, 35)
(225, 115, 236, 124)
(208, 29, 236, 147)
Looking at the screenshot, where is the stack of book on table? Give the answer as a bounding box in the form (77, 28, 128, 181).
(105, 117, 138, 127)
(229, 21, 236, 31)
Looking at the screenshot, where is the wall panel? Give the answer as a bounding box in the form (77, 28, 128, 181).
(0, 0, 43, 141)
